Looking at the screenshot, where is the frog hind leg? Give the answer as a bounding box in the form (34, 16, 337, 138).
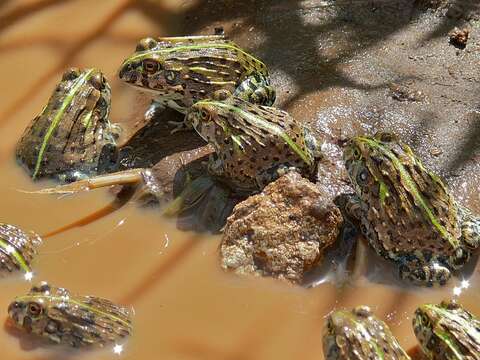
(234, 73, 276, 106)
(399, 259, 451, 287)
(458, 205, 480, 251)
(255, 164, 298, 190)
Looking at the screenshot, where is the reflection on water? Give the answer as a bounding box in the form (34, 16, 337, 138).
(0, 1, 479, 360)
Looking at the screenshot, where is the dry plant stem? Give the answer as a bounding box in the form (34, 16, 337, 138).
(33, 169, 145, 194)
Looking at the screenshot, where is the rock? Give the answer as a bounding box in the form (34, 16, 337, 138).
(220, 172, 343, 284)
(449, 28, 469, 49)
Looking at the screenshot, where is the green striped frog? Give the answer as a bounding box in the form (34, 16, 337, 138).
(16, 68, 119, 182)
(184, 97, 319, 192)
(8, 283, 132, 348)
(414, 300, 480, 359)
(323, 306, 411, 359)
(0, 223, 41, 278)
(118, 34, 275, 131)
(343, 132, 480, 286)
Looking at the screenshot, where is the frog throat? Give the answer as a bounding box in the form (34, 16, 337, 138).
(197, 100, 313, 166)
(32, 69, 97, 179)
(357, 137, 459, 249)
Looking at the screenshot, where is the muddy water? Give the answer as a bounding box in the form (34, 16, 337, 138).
(0, 1, 479, 359)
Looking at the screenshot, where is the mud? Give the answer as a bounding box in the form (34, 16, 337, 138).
(0, 1, 479, 359)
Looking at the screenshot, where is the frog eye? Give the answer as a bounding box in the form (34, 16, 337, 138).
(375, 132, 397, 143)
(441, 300, 460, 310)
(352, 147, 361, 160)
(62, 67, 80, 81)
(356, 168, 369, 185)
(136, 37, 157, 52)
(213, 89, 231, 101)
(200, 109, 209, 120)
(90, 73, 106, 90)
(353, 305, 371, 318)
(165, 70, 178, 84)
(27, 302, 43, 317)
(143, 59, 160, 74)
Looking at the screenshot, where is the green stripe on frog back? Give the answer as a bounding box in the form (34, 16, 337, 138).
(359, 137, 458, 248)
(127, 43, 267, 71)
(351, 318, 386, 359)
(425, 304, 480, 355)
(16, 294, 131, 328)
(32, 69, 95, 179)
(203, 100, 313, 166)
(0, 238, 30, 273)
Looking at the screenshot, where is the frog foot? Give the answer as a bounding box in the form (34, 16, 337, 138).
(458, 205, 480, 251)
(24, 169, 144, 195)
(399, 261, 451, 287)
(167, 120, 192, 134)
(162, 175, 215, 216)
(144, 100, 165, 123)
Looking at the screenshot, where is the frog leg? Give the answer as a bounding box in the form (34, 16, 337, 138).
(206, 152, 226, 178)
(234, 73, 276, 106)
(458, 205, 480, 251)
(254, 164, 299, 189)
(399, 259, 451, 287)
(162, 175, 215, 216)
(144, 99, 166, 123)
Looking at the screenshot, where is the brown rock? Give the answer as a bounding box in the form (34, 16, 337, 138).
(220, 172, 343, 284)
(449, 27, 469, 49)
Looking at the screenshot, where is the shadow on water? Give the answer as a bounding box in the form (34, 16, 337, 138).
(0, 0, 69, 32)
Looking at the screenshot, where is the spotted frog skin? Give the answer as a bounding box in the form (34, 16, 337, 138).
(118, 35, 275, 128)
(414, 300, 480, 359)
(323, 305, 411, 359)
(0, 223, 41, 277)
(184, 97, 319, 192)
(8, 283, 132, 348)
(16, 68, 119, 182)
(343, 132, 480, 286)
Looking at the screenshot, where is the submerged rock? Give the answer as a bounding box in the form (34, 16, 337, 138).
(220, 172, 343, 284)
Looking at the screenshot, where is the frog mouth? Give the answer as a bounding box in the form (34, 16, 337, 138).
(118, 66, 137, 83)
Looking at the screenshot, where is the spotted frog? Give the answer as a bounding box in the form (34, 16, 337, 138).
(16, 68, 119, 182)
(343, 132, 480, 286)
(185, 97, 319, 192)
(413, 300, 480, 359)
(0, 223, 41, 277)
(323, 305, 411, 359)
(8, 282, 132, 348)
(118, 34, 275, 130)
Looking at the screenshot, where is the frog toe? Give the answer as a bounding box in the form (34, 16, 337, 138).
(458, 205, 480, 251)
(399, 262, 451, 287)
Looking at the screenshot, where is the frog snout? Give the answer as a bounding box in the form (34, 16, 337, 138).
(118, 63, 136, 82)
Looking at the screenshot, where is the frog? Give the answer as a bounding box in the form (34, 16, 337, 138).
(323, 305, 411, 359)
(118, 34, 276, 131)
(8, 282, 132, 348)
(16, 67, 119, 182)
(413, 300, 480, 359)
(0, 223, 41, 278)
(184, 97, 320, 193)
(343, 132, 480, 286)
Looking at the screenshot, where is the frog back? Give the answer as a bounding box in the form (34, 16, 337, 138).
(15, 68, 116, 181)
(206, 99, 316, 190)
(348, 134, 461, 260)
